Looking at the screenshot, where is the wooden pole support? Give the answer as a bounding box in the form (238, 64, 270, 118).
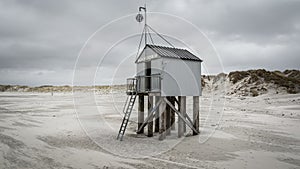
(159, 97, 166, 140)
(170, 97, 175, 130)
(166, 97, 171, 135)
(137, 95, 144, 134)
(148, 96, 153, 137)
(155, 96, 160, 133)
(193, 96, 200, 135)
(164, 98, 199, 135)
(178, 96, 184, 138)
(137, 99, 162, 133)
(182, 96, 186, 133)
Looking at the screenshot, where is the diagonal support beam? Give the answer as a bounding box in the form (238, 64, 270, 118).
(184, 112, 193, 127)
(164, 98, 199, 134)
(174, 97, 179, 106)
(137, 98, 163, 133)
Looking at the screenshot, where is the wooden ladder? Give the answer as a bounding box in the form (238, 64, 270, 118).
(117, 94, 137, 141)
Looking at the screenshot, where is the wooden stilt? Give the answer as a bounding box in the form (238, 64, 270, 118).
(182, 96, 186, 133)
(155, 96, 160, 133)
(178, 96, 184, 138)
(170, 97, 175, 130)
(148, 96, 153, 137)
(164, 98, 199, 135)
(137, 99, 162, 133)
(193, 96, 200, 135)
(166, 97, 171, 135)
(137, 95, 144, 134)
(159, 97, 166, 140)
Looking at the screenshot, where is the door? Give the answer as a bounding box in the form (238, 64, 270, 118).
(145, 61, 151, 91)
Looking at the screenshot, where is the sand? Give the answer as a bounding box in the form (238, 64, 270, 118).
(0, 90, 300, 169)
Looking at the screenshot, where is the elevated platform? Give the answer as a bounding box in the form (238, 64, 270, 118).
(126, 91, 161, 96)
(126, 75, 161, 96)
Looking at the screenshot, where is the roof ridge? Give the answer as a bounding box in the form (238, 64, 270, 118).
(140, 44, 202, 62)
(147, 44, 187, 51)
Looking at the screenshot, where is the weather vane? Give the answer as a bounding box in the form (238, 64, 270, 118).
(136, 4, 147, 45)
(136, 5, 146, 24)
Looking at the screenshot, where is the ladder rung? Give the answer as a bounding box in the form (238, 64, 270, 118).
(117, 94, 137, 140)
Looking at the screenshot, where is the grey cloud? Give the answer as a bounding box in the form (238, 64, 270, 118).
(0, 0, 299, 85)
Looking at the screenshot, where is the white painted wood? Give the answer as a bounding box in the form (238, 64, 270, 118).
(135, 46, 202, 96)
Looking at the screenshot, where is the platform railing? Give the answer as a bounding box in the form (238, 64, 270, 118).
(126, 74, 161, 94)
(126, 78, 137, 94)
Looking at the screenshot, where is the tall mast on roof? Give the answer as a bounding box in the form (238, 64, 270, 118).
(135, 3, 175, 57)
(137, 4, 147, 46)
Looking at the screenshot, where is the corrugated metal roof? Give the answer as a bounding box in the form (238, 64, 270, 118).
(147, 44, 202, 62)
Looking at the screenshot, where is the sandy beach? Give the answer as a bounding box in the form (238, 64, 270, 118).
(0, 89, 299, 169)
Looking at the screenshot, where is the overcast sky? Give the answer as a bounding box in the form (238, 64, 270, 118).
(0, 0, 299, 86)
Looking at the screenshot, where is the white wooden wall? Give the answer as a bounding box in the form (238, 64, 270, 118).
(136, 49, 201, 96)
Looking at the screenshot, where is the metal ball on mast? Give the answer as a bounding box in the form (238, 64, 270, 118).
(136, 4, 147, 46)
(135, 4, 175, 51)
